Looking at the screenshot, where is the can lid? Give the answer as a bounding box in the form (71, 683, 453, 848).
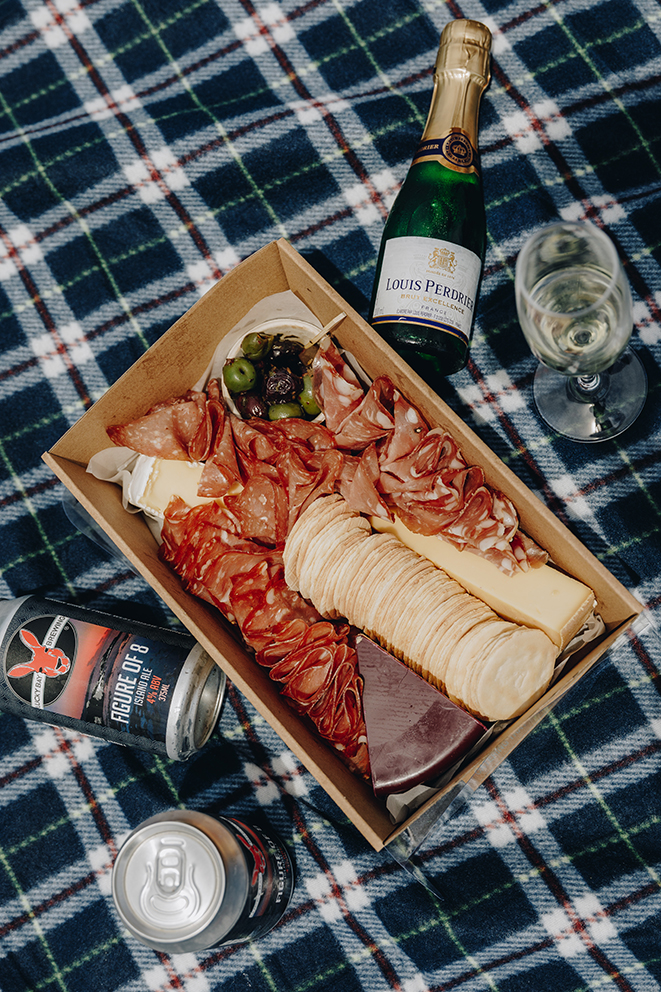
(112, 817, 231, 949)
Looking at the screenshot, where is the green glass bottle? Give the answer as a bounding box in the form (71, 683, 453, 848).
(369, 19, 492, 382)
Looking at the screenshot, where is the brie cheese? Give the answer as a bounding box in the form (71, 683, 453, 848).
(127, 455, 214, 520)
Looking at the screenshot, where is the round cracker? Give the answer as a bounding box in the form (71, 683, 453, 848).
(415, 596, 487, 686)
(295, 505, 367, 600)
(467, 625, 556, 722)
(314, 528, 372, 617)
(337, 535, 402, 626)
(384, 566, 466, 670)
(442, 619, 512, 708)
(283, 494, 353, 588)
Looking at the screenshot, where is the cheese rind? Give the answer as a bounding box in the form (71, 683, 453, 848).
(128, 455, 214, 518)
(370, 515, 594, 651)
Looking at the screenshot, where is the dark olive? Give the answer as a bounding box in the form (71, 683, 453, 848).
(236, 391, 268, 419)
(299, 374, 321, 416)
(241, 331, 273, 361)
(264, 368, 298, 404)
(268, 402, 303, 420)
(270, 336, 304, 366)
(222, 356, 257, 393)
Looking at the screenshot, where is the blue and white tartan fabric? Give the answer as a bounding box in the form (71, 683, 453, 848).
(1, 1, 661, 990)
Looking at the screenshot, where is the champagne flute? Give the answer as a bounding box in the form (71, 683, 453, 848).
(514, 220, 647, 442)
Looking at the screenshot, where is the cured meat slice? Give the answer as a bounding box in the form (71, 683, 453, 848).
(107, 391, 209, 460)
(197, 381, 242, 496)
(271, 417, 336, 451)
(230, 561, 321, 645)
(269, 628, 369, 776)
(338, 443, 389, 519)
(332, 375, 396, 450)
(378, 389, 428, 469)
(159, 497, 274, 620)
(311, 337, 365, 432)
(510, 529, 549, 568)
(224, 475, 289, 546)
(279, 446, 345, 531)
(231, 415, 281, 463)
(380, 427, 466, 485)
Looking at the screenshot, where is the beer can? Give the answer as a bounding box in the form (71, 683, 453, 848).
(111, 810, 294, 952)
(0, 595, 227, 760)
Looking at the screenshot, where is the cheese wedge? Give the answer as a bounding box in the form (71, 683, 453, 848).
(356, 634, 486, 797)
(370, 514, 594, 652)
(128, 455, 215, 518)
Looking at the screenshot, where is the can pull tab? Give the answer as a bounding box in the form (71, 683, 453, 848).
(140, 837, 202, 923)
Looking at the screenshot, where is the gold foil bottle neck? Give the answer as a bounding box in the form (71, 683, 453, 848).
(436, 19, 492, 84)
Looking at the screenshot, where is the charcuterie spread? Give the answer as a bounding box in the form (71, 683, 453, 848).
(100, 327, 598, 797)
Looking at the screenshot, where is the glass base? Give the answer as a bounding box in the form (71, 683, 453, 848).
(532, 348, 647, 442)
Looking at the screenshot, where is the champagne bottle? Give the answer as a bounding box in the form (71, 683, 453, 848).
(369, 19, 492, 381)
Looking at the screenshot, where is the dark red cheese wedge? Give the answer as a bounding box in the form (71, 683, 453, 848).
(356, 635, 486, 797)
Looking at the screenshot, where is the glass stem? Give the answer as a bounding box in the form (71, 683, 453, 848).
(568, 372, 609, 404)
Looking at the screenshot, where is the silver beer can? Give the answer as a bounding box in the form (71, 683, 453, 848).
(111, 810, 294, 952)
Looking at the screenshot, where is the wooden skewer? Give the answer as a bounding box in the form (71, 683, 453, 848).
(308, 311, 347, 345)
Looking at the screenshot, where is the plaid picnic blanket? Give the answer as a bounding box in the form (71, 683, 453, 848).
(1, 1, 660, 990)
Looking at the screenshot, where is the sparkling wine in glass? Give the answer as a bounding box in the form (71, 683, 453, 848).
(515, 220, 647, 442)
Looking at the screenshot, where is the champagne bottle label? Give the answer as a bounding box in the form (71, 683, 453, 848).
(412, 128, 478, 175)
(3, 611, 187, 742)
(371, 235, 481, 345)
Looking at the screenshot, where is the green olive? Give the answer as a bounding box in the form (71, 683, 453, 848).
(268, 401, 303, 420)
(222, 356, 257, 393)
(299, 374, 321, 416)
(241, 331, 273, 361)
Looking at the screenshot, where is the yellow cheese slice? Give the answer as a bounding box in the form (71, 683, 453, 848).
(370, 515, 594, 652)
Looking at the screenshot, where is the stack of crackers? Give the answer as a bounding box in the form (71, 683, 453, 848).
(283, 495, 557, 722)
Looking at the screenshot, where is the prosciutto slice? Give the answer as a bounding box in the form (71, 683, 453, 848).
(311, 337, 365, 432)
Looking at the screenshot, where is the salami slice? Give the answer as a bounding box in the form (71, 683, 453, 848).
(107, 391, 209, 460)
(197, 381, 242, 496)
(223, 475, 289, 546)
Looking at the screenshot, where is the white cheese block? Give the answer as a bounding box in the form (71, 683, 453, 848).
(370, 514, 594, 652)
(127, 455, 215, 519)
